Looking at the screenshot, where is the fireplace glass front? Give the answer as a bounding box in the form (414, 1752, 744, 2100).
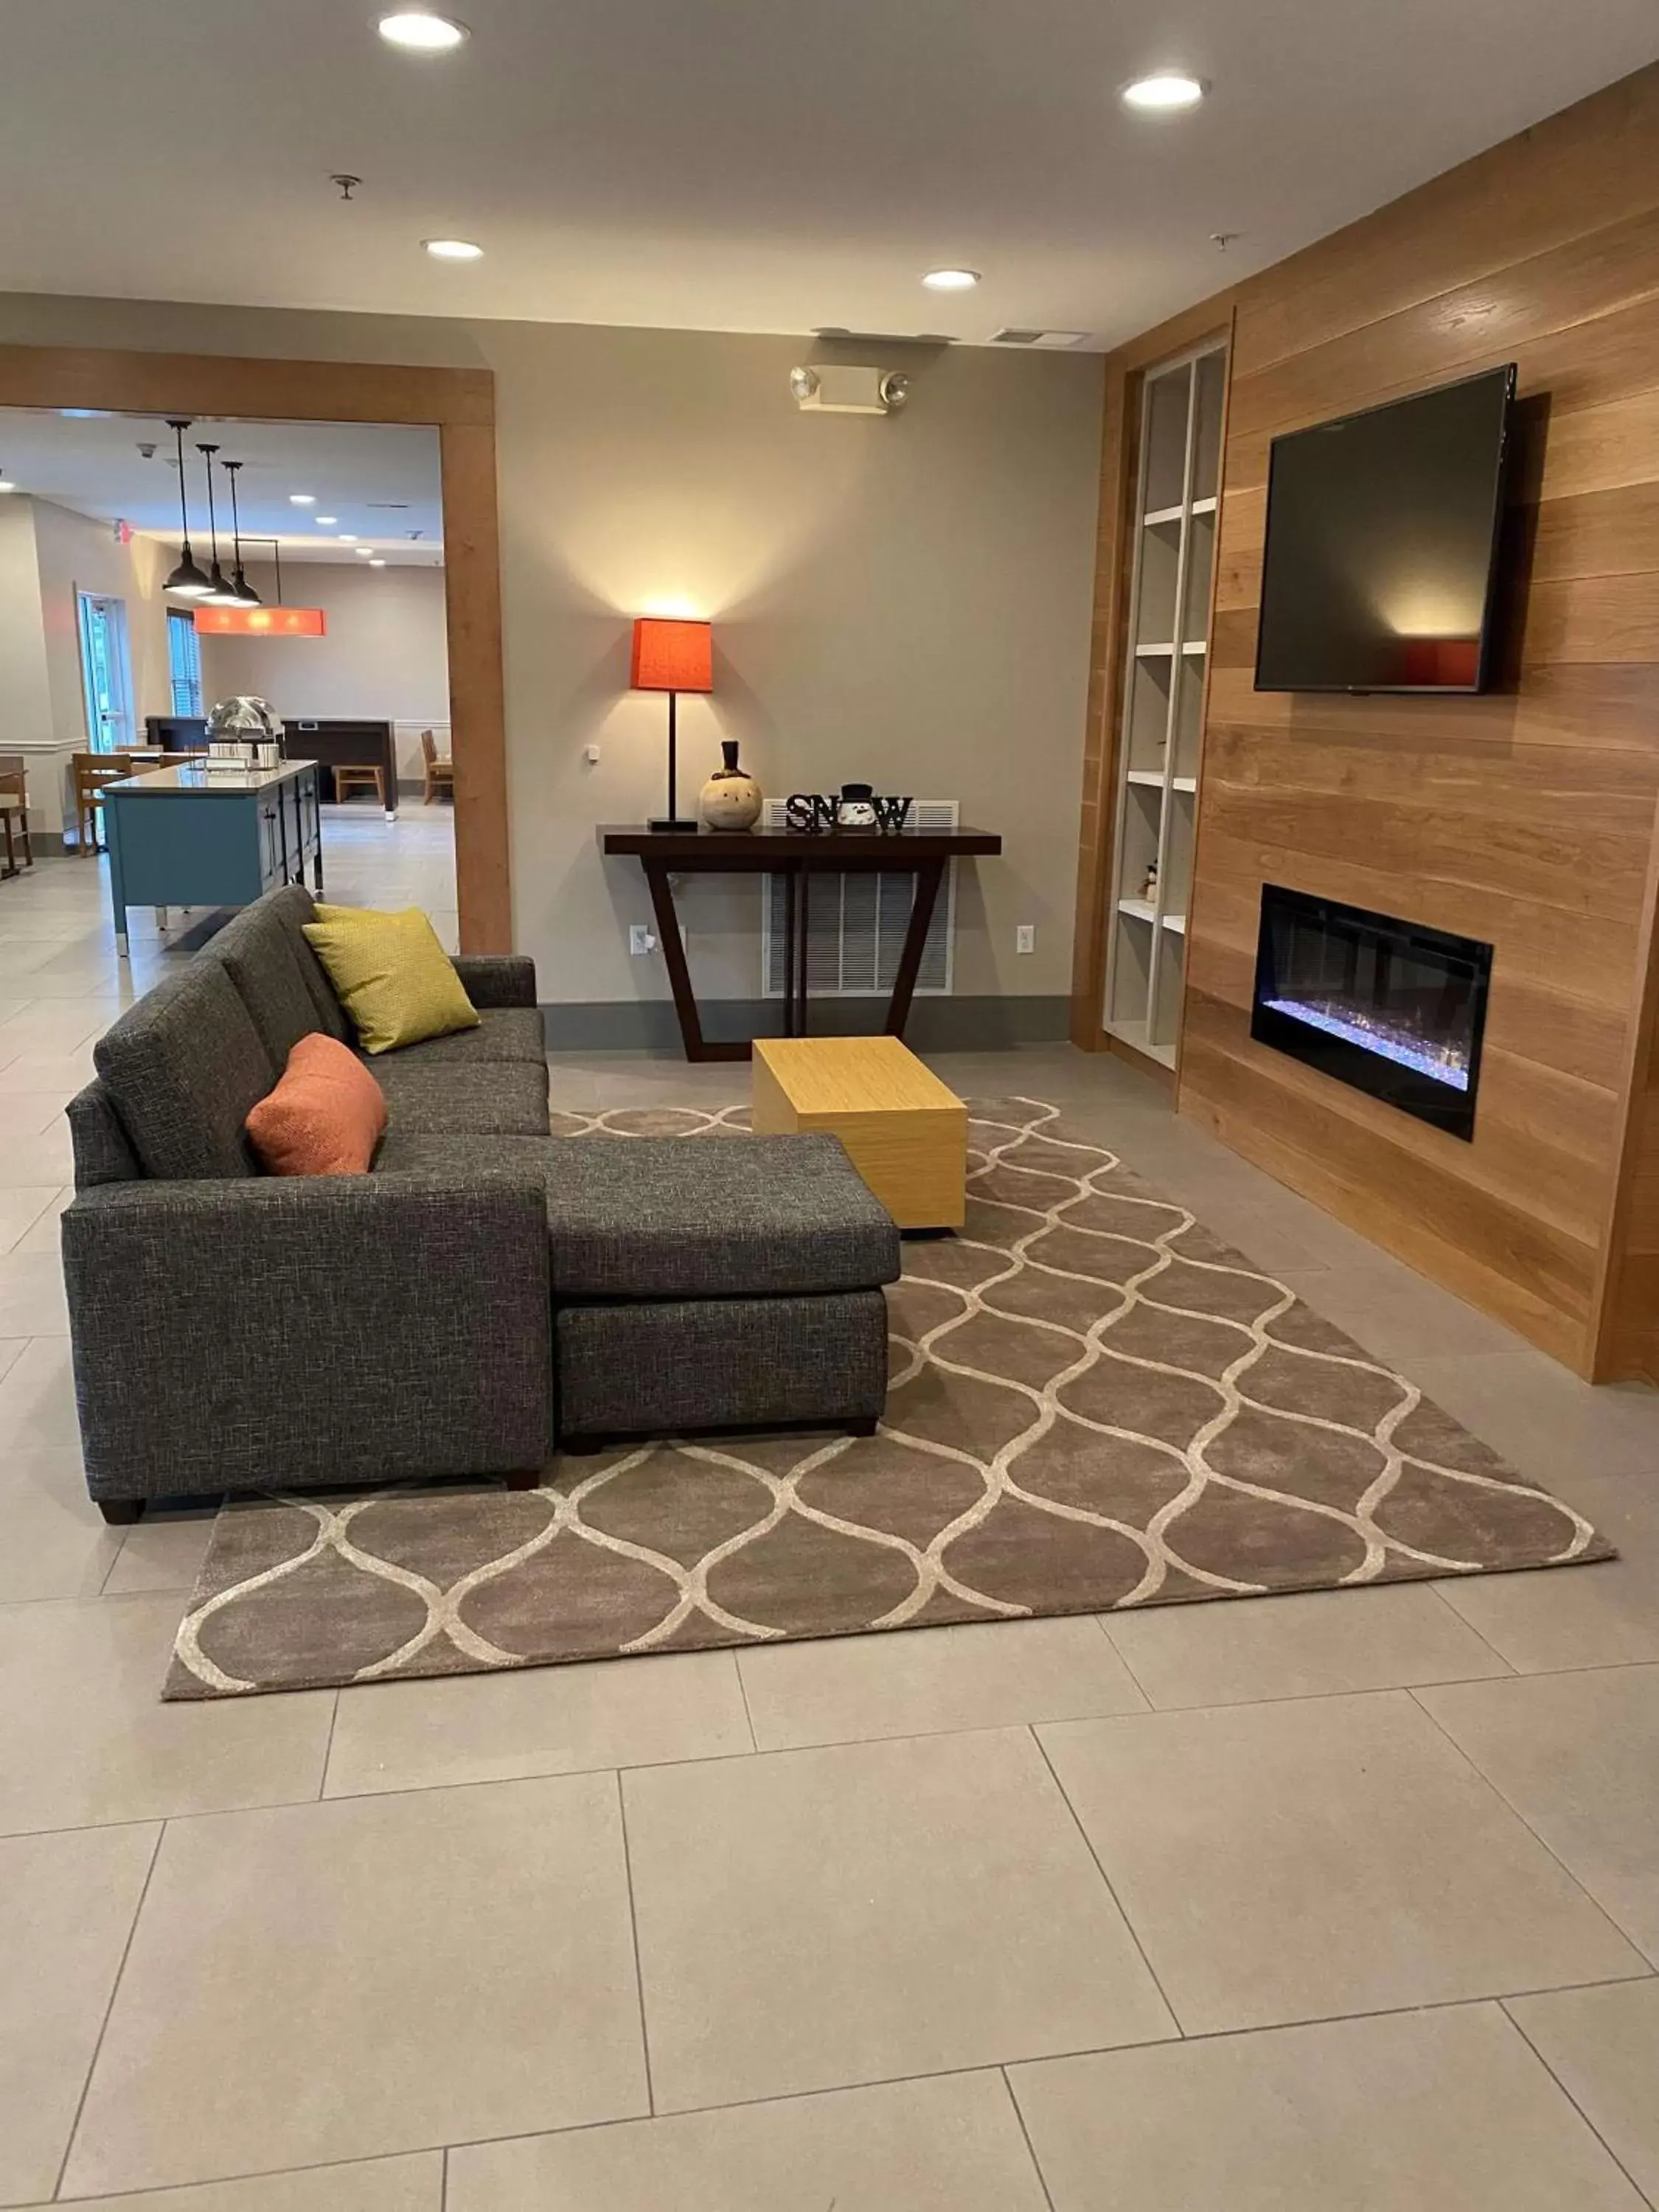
(1251, 885, 1492, 1138)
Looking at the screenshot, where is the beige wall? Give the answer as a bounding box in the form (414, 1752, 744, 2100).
(199, 558, 450, 777)
(0, 493, 173, 830)
(0, 296, 1104, 1008)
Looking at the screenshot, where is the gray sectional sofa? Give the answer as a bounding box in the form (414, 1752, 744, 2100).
(63, 885, 900, 1520)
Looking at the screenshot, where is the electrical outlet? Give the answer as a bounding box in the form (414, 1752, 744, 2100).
(1016, 924, 1036, 955)
(629, 924, 656, 955)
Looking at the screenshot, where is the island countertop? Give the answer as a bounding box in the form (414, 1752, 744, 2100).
(104, 759, 319, 796)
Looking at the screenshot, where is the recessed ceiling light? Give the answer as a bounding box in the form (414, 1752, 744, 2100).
(354, 546, 374, 556)
(1120, 70, 1207, 112)
(338, 532, 359, 542)
(422, 237, 484, 260)
(922, 268, 981, 291)
(377, 11, 469, 52)
(0, 476, 15, 494)
(369, 557, 387, 567)
(288, 493, 316, 506)
(315, 515, 338, 526)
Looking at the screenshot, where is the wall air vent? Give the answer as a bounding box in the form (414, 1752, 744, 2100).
(759, 800, 958, 999)
(991, 328, 1091, 348)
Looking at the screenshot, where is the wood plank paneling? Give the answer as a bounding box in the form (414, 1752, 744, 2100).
(1074, 60, 1659, 1379)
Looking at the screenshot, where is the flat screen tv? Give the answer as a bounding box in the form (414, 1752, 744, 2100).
(1253, 364, 1516, 694)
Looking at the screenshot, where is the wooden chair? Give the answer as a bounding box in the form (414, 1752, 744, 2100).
(332, 763, 386, 807)
(0, 755, 32, 880)
(421, 728, 455, 803)
(72, 751, 139, 856)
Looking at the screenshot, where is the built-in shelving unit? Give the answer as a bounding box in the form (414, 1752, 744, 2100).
(1102, 338, 1227, 1070)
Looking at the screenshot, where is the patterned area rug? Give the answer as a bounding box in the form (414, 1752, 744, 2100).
(165, 1098, 1611, 1699)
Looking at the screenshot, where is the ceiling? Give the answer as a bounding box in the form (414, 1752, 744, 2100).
(2, 3, 1655, 351)
(0, 411, 443, 563)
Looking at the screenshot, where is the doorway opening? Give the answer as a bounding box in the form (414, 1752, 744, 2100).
(77, 590, 135, 753)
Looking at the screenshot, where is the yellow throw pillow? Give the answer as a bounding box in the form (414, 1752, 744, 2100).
(301, 904, 481, 1056)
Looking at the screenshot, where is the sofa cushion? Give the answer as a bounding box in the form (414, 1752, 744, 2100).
(262, 883, 352, 1043)
(93, 961, 275, 1180)
(247, 1034, 389, 1177)
(66, 1079, 142, 1189)
(367, 1006, 546, 1068)
(371, 1129, 900, 1297)
(205, 897, 326, 1069)
(373, 1057, 551, 1138)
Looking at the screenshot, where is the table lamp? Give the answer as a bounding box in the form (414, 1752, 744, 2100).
(632, 616, 712, 832)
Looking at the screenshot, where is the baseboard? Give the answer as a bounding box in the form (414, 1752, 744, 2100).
(543, 995, 1073, 1053)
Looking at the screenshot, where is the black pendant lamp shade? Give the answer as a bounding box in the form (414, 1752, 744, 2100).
(221, 459, 261, 605)
(163, 419, 211, 597)
(196, 443, 240, 605)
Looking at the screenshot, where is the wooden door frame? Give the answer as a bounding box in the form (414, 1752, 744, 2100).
(0, 343, 511, 950)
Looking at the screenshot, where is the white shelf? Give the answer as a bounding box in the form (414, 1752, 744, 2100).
(1103, 336, 1225, 1072)
(1142, 495, 1217, 526)
(1107, 1018, 1178, 1070)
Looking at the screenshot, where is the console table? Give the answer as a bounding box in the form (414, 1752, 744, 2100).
(599, 823, 1003, 1062)
(103, 760, 322, 956)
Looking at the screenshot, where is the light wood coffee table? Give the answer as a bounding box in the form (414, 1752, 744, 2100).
(751, 1035, 968, 1230)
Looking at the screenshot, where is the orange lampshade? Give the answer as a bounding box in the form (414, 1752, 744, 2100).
(195, 605, 327, 638)
(631, 616, 712, 694)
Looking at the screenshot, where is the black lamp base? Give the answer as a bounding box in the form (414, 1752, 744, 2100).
(647, 816, 700, 834)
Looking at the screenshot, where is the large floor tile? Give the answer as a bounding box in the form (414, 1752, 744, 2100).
(0, 1822, 158, 2208)
(64, 1775, 647, 2197)
(0, 1251, 69, 1336)
(0, 1335, 81, 1446)
(100, 1510, 217, 1597)
(1419, 1668, 1659, 1964)
(1408, 1352, 1659, 1484)
(1102, 1583, 1510, 1708)
(1509, 1979, 1659, 2205)
(0, 1126, 73, 1187)
(15, 2153, 440, 2212)
(448, 2070, 1050, 2211)
(1037, 1692, 1645, 2035)
(0, 1597, 334, 1834)
(0, 1447, 121, 1602)
(624, 1725, 1175, 2112)
(9, 1187, 71, 1258)
(1436, 1467, 1659, 1671)
(0, 1187, 62, 1256)
(1278, 1262, 1525, 1363)
(324, 1648, 752, 1796)
(1009, 2003, 1647, 2211)
(737, 1616, 1145, 1749)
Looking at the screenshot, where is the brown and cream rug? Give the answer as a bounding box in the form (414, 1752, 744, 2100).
(166, 1098, 1611, 1698)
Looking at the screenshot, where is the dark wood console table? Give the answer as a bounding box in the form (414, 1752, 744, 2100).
(599, 823, 1003, 1062)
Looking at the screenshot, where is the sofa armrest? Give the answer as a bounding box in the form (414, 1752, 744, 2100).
(451, 953, 538, 1009)
(63, 1170, 552, 1503)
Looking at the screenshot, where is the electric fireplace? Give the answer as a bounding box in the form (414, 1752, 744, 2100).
(1251, 886, 1492, 1139)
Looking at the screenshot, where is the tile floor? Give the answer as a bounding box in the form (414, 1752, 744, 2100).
(1, 822, 1658, 2207)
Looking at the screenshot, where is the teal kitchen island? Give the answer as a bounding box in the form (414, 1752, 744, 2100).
(102, 759, 322, 956)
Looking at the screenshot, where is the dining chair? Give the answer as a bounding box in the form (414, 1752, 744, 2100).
(0, 755, 32, 880)
(72, 751, 138, 856)
(421, 728, 455, 804)
(332, 763, 386, 807)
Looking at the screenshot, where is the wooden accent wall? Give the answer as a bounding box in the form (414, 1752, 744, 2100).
(1073, 62, 1659, 1379)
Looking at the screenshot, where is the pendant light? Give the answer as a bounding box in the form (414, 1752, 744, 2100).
(220, 459, 262, 605)
(164, 420, 212, 597)
(195, 442, 240, 605)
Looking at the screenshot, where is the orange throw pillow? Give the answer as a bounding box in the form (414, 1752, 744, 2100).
(246, 1033, 388, 1176)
